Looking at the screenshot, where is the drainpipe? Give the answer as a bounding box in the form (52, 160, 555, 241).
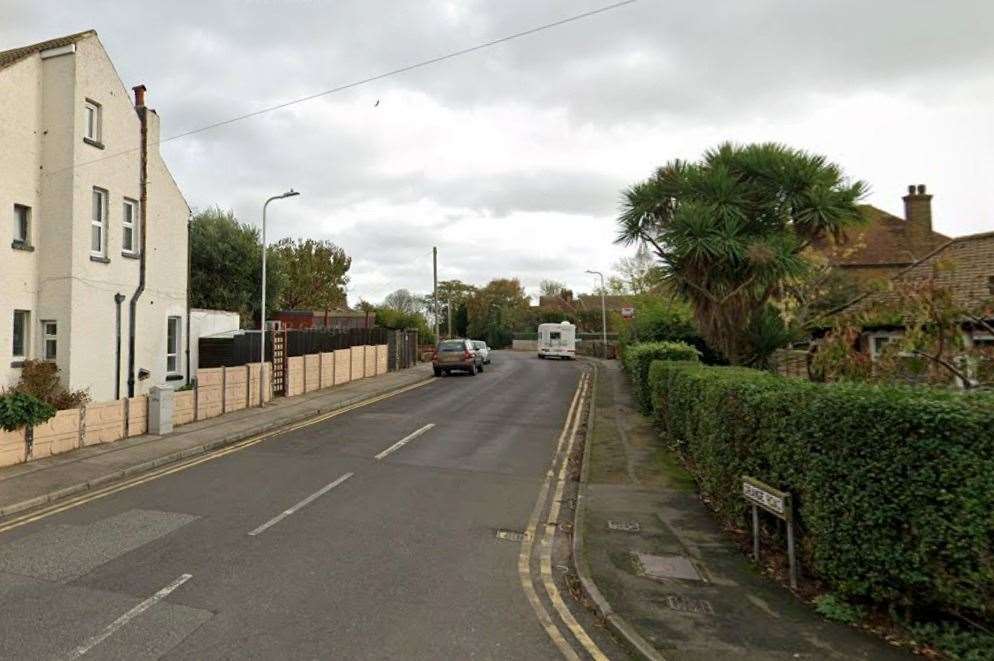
(114, 293, 125, 399)
(185, 213, 192, 385)
(127, 84, 148, 398)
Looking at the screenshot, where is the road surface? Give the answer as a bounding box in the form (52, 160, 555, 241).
(0, 351, 625, 659)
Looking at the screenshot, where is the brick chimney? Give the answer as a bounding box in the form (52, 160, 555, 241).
(132, 83, 146, 108)
(902, 184, 933, 248)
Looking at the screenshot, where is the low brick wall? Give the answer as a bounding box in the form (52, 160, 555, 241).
(197, 368, 224, 420)
(364, 345, 376, 378)
(334, 349, 351, 384)
(0, 428, 25, 468)
(351, 346, 364, 380)
(771, 349, 810, 379)
(127, 396, 148, 437)
(224, 366, 248, 413)
(320, 352, 334, 388)
(287, 356, 305, 397)
(304, 354, 320, 393)
(32, 408, 81, 457)
(376, 344, 388, 375)
(85, 400, 126, 446)
(174, 390, 196, 426)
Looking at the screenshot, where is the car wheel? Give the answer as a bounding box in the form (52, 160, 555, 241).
(433, 367, 442, 377)
(468, 364, 477, 376)
(478, 362, 484, 373)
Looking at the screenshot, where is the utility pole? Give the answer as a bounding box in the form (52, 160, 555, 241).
(432, 246, 438, 343)
(260, 189, 299, 406)
(447, 296, 452, 339)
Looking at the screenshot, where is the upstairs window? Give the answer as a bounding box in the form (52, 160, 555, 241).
(13, 204, 30, 245)
(84, 99, 102, 143)
(91, 188, 107, 257)
(12, 310, 28, 359)
(42, 320, 57, 360)
(122, 198, 138, 254)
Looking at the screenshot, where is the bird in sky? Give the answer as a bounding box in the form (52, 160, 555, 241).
(374, 99, 380, 107)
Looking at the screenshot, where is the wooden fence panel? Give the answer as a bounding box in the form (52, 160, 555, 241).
(197, 368, 224, 419)
(376, 344, 388, 375)
(0, 428, 26, 468)
(224, 366, 248, 412)
(32, 408, 81, 456)
(85, 401, 126, 446)
(127, 396, 148, 437)
(174, 390, 196, 426)
(334, 349, 351, 385)
(286, 356, 304, 397)
(304, 354, 320, 393)
(320, 352, 334, 388)
(351, 347, 364, 380)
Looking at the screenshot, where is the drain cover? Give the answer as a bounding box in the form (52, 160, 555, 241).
(657, 594, 715, 615)
(608, 520, 640, 533)
(496, 529, 526, 542)
(635, 553, 704, 582)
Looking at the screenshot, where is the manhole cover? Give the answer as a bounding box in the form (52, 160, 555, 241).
(608, 520, 640, 533)
(656, 594, 715, 615)
(496, 529, 526, 542)
(635, 553, 704, 582)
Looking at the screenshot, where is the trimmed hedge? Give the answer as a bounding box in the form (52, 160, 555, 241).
(621, 341, 700, 414)
(648, 360, 994, 623)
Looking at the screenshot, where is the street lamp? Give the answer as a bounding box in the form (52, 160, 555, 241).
(259, 189, 300, 405)
(586, 269, 607, 357)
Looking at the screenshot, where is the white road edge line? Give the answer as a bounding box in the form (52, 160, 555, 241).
(68, 573, 192, 659)
(248, 472, 354, 536)
(374, 423, 435, 460)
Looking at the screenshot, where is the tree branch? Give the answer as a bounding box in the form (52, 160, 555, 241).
(911, 350, 974, 389)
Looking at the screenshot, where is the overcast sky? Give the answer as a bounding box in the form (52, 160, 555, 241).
(4, 0, 993, 305)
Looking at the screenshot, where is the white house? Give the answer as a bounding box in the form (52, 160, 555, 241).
(1, 30, 190, 401)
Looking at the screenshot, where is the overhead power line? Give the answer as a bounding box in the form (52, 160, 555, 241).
(49, 0, 638, 175)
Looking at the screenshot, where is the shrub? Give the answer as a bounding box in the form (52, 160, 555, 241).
(9, 360, 89, 409)
(622, 341, 700, 414)
(647, 360, 994, 629)
(0, 392, 57, 432)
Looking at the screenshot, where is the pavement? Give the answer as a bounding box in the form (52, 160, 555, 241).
(0, 351, 628, 659)
(575, 358, 910, 660)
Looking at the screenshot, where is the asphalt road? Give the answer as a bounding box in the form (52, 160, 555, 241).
(0, 351, 624, 660)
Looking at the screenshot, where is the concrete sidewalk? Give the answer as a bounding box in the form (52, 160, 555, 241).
(574, 360, 907, 660)
(0, 365, 433, 518)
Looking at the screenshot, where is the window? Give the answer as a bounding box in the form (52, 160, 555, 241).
(84, 99, 101, 142)
(12, 310, 28, 359)
(91, 188, 107, 256)
(42, 320, 57, 360)
(868, 334, 893, 360)
(13, 204, 30, 245)
(166, 316, 181, 374)
(122, 198, 138, 253)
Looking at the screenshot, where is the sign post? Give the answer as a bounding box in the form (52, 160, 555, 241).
(742, 476, 797, 589)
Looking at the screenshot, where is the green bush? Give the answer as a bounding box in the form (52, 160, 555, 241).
(0, 392, 57, 432)
(622, 342, 700, 414)
(648, 360, 994, 628)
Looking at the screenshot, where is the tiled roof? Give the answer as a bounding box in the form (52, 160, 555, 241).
(0, 30, 95, 71)
(843, 231, 994, 317)
(814, 204, 950, 267)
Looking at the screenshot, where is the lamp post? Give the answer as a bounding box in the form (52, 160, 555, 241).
(586, 269, 607, 357)
(259, 189, 299, 405)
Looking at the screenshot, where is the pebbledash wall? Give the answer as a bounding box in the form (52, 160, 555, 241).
(0, 344, 389, 469)
(0, 31, 189, 400)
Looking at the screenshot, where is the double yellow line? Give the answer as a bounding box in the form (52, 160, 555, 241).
(0, 379, 433, 536)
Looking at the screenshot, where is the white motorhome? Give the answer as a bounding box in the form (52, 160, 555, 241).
(537, 321, 576, 360)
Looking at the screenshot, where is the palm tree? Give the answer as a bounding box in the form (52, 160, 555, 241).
(616, 142, 867, 364)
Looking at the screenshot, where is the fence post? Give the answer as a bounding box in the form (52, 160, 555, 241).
(245, 364, 250, 408)
(78, 403, 87, 449)
(221, 367, 227, 414)
(194, 378, 200, 421)
(123, 397, 130, 439)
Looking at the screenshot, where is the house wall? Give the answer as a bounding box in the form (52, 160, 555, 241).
(0, 35, 189, 400)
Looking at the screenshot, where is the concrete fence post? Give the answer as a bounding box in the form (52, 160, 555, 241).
(221, 367, 227, 415)
(245, 365, 251, 408)
(78, 404, 87, 449)
(149, 386, 175, 435)
(123, 397, 130, 440)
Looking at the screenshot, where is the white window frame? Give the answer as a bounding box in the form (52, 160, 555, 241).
(867, 331, 904, 361)
(84, 99, 101, 142)
(12, 310, 29, 360)
(122, 198, 138, 254)
(166, 316, 181, 375)
(13, 204, 30, 245)
(42, 320, 57, 361)
(91, 187, 107, 257)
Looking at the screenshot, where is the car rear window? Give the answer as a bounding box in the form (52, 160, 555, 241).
(472, 341, 484, 349)
(439, 340, 465, 351)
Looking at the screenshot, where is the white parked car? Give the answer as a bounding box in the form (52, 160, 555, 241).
(471, 340, 491, 364)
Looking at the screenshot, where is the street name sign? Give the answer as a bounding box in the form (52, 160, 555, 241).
(742, 476, 798, 589)
(621, 306, 635, 319)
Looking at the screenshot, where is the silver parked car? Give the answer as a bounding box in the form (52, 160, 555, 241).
(471, 340, 491, 364)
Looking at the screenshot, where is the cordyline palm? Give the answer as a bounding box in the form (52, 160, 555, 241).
(617, 142, 867, 364)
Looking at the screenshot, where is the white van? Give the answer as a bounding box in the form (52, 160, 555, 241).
(537, 321, 576, 360)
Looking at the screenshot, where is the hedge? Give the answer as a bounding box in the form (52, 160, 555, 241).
(647, 360, 994, 623)
(621, 341, 700, 414)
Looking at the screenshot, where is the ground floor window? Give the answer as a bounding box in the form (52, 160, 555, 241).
(166, 316, 181, 374)
(12, 310, 29, 359)
(42, 320, 57, 360)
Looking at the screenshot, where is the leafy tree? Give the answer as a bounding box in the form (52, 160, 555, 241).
(423, 280, 478, 337)
(612, 242, 665, 295)
(382, 289, 420, 315)
(272, 238, 351, 312)
(616, 142, 867, 364)
(466, 278, 531, 345)
(375, 307, 435, 345)
(190, 208, 286, 326)
(539, 279, 567, 297)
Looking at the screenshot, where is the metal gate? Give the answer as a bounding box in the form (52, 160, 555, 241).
(271, 330, 287, 396)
